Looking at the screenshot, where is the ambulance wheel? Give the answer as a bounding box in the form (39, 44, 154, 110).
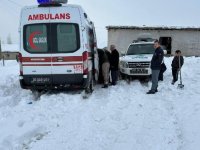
(31, 89, 43, 93)
(20, 79, 27, 89)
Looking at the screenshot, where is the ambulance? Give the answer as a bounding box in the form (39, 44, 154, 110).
(19, 0, 99, 93)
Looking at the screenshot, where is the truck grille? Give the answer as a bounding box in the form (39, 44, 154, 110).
(128, 62, 150, 68)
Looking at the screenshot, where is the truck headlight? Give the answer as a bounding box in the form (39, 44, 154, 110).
(120, 62, 129, 68)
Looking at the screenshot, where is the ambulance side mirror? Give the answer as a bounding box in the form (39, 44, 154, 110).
(84, 13, 88, 19)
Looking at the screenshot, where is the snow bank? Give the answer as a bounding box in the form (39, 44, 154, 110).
(0, 57, 200, 150)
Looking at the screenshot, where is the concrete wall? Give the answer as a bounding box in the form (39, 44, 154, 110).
(107, 29, 200, 56)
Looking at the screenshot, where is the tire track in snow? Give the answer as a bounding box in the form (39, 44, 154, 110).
(161, 87, 184, 150)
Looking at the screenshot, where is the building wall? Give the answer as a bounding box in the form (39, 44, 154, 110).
(107, 29, 200, 56)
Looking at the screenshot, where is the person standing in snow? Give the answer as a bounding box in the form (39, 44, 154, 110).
(102, 47, 111, 88)
(171, 50, 184, 85)
(147, 40, 164, 94)
(158, 61, 167, 81)
(110, 45, 119, 86)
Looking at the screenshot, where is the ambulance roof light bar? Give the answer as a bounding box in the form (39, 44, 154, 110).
(38, 0, 68, 6)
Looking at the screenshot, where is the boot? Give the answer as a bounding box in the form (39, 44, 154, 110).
(102, 84, 108, 88)
(146, 90, 156, 94)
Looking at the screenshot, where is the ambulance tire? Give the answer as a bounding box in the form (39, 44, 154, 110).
(31, 89, 43, 93)
(20, 79, 27, 89)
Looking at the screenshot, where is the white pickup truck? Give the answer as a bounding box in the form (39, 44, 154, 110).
(120, 40, 156, 79)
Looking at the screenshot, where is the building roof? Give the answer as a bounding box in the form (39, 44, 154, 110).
(106, 25, 200, 31)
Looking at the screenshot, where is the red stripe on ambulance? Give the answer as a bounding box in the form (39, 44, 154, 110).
(22, 57, 51, 62)
(22, 63, 82, 66)
(22, 56, 82, 63)
(52, 56, 82, 62)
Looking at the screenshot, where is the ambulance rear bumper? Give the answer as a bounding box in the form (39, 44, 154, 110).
(19, 74, 87, 90)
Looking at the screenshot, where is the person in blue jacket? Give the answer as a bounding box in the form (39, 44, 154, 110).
(147, 40, 164, 94)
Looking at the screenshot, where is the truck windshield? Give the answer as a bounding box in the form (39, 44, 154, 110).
(126, 44, 155, 55)
(24, 23, 80, 53)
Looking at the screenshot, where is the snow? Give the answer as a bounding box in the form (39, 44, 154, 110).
(1, 44, 19, 52)
(0, 57, 200, 150)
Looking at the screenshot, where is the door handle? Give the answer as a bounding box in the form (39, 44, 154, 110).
(57, 57, 63, 62)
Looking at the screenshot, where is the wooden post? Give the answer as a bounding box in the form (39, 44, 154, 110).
(3, 55, 5, 66)
(0, 39, 2, 60)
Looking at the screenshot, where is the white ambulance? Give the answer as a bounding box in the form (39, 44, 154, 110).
(19, 0, 99, 93)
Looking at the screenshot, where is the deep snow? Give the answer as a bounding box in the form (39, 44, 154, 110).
(0, 57, 200, 150)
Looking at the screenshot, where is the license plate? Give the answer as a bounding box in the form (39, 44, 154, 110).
(130, 69, 148, 74)
(31, 77, 50, 83)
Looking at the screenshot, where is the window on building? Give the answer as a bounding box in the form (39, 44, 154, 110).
(159, 37, 172, 54)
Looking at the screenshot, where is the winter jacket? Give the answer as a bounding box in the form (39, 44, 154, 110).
(110, 49, 119, 71)
(171, 56, 184, 69)
(151, 47, 164, 70)
(102, 50, 111, 64)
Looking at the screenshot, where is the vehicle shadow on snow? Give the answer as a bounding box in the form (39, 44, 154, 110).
(120, 78, 150, 87)
(31, 89, 84, 101)
(31, 78, 151, 101)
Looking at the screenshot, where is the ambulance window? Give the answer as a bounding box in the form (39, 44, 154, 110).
(24, 25, 48, 53)
(57, 24, 79, 53)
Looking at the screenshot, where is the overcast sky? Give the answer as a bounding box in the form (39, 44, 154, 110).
(0, 0, 200, 47)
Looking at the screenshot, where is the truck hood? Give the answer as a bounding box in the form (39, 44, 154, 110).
(120, 54, 153, 62)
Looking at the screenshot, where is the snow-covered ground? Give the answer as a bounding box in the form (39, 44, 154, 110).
(0, 57, 200, 150)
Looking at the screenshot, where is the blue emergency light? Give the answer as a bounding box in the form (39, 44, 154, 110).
(37, 0, 51, 4)
(37, 0, 68, 5)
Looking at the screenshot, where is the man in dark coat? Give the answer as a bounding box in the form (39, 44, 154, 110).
(110, 45, 119, 85)
(147, 40, 164, 94)
(171, 50, 184, 85)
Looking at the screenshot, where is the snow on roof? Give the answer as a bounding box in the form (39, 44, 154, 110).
(106, 25, 200, 31)
(1, 44, 19, 52)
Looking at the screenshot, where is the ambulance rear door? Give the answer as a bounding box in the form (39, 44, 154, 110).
(21, 7, 53, 86)
(49, 6, 83, 85)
